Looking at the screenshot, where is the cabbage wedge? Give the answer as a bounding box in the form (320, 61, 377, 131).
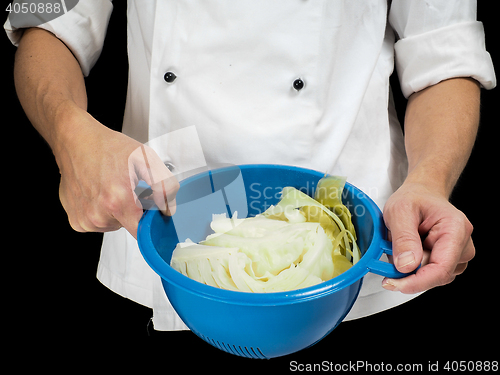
(170, 177, 361, 293)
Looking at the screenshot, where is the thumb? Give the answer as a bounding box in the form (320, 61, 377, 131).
(383, 203, 423, 274)
(129, 145, 180, 215)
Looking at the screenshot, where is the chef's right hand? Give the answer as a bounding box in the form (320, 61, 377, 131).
(54, 107, 179, 239)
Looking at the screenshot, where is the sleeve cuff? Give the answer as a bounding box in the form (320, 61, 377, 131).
(3, 0, 113, 77)
(394, 21, 496, 98)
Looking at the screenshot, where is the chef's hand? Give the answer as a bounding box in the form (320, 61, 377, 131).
(381, 182, 475, 294)
(55, 108, 179, 239)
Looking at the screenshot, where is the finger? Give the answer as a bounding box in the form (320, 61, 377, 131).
(383, 204, 423, 274)
(460, 237, 475, 263)
(129, 145, 179, 215)
(453, 262, 468, 275)
(59, 185, 101, 232)
(59, 173, 124, 233)
(423, 230, 475, 264)
(68, 208, 123, 233)
(151, 177, 179, 216)
(59, 179, 83, 231)
(383, 263, 456, 294)
(382, 233, 465, 294)
(115, 208, 142, 239)
(106, 187, 144, 239)
(451, 239, 474, 276)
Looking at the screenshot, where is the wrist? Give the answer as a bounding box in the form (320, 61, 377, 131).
(50, 102, 106, 168)
(404, 160, 457, 199)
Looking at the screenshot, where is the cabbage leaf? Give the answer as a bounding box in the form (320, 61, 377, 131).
(170, 177, 361, 293)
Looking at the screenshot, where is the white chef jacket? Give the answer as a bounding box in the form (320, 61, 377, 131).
(5, 0, 496, 331)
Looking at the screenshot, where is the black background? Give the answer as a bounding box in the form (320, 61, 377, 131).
(2, 1, 498, 370)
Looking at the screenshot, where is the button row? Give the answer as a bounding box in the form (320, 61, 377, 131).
(163, 71, 305, 91)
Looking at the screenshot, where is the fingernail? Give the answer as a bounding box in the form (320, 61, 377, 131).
(382, 278, 399, 292)
(396, 251, 415, 269)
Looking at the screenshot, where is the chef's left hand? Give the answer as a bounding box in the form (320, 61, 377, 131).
(381, 182, 475, 294)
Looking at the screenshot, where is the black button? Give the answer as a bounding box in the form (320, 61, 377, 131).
(293, 78, 304, 91)
(164, 71, 177, 83)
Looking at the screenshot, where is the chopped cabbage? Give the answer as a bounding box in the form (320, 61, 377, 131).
(170, 177, 361, 293)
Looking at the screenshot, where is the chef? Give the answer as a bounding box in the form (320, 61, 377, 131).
(5, 0, 496, 331)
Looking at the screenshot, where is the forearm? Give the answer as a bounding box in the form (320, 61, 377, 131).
(14, 28, 88, 152)
(403, 77, 481, 198)
(13, 28, 177, 235)
(383, 77, 479, 293)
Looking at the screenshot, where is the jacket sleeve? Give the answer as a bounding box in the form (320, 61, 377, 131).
(389, 0, 496, 98)
(4, 0, 113, 76)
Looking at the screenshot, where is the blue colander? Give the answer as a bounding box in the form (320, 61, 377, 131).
(138, 164, 413, 359)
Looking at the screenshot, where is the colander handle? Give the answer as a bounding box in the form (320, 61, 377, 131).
(366, 240, 419, 279)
